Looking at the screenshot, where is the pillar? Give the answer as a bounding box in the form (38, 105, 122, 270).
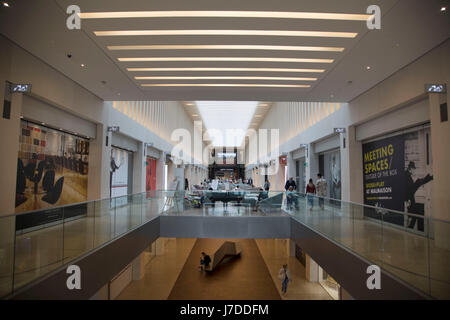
(288, 239, 296, 257)
(131, 252, 146, 280)
(132, 141, 145, 194)
(340, 126, 363, 204)
(305, 254, 319, 282)
(429, 92, 450, 249)
(306, 143, 318, 188)
(0, 92, 22, 215)
(87, 123, 111, 201)
(155, 238, 165, 255)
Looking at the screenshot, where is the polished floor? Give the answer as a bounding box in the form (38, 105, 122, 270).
(117, 238, 331, 300)
(117, 238, 196, 300)
(168, 238, 280, 300)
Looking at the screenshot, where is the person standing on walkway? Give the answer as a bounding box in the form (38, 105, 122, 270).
(306, 179, 316, 210)
(316, 173, 327, 210)
(264, 179, 271, 191)
(284, 177, 297, 191)
(278, 264, 291, 295)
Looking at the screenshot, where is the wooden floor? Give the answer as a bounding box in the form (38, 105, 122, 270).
(168, 238, 281, 300)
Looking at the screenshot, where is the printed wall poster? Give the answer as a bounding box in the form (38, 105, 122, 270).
(15, 121, 89, 213)
(362, 128, 433, 231)
(110, 147, 130, 199)
(319, 150, 341, 203)
(146, 157, 157, 196)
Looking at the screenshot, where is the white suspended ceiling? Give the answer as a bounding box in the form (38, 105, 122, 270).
(0, 0, 449, 101)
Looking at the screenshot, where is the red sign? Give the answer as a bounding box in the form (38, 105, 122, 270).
(279, 155, 287, 165)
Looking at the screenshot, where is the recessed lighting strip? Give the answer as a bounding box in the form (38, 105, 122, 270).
(108, 44, 344, 52)
(127, 67, 325, 73)
(79, 11, 372, 21)
(135, 76, 317, 81)
(141, 84, 311, 88)
(94, 30, 357, 38)
(119, 57, 334, 63)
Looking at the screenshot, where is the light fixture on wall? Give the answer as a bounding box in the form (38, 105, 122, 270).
(2, 2, 10, 7)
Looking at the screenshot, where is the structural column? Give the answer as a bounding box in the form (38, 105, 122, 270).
(305, 254, 319, 282)
(340, 126, 363, 204)
(429, 92, 450, 249)
(87, 123, 111, 201)
(132, 141, 145, 194)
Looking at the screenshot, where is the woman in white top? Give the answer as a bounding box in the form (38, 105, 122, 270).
(278, 264, 291, 294)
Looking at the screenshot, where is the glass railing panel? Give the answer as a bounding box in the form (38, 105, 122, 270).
(143, 191, 161, 221)
(377, 208, 430, 296)
(93, 198, 115, 247)
(62, 202, 94, 265)
(129, 194, 143, 229)
(0, 215, 15, 298)
(13, 207, 64, 292)
(113, 195, 131, 237)
(426, 219, 450, 299)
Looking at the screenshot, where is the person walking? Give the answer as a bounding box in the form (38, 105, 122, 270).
(316, 173, 327, 210)
(278, 264, 291, 295)
(306, 179, 316, 210)
(286, 186, 296, 210)
(284, 177, 297, 191)
(264, 179, 271, 191)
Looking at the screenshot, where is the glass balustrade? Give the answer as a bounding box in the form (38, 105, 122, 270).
(0, 189, 448, 299)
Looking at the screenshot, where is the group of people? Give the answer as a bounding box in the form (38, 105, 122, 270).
(284, 174, 328, 211)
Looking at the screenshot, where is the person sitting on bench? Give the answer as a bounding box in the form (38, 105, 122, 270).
(199, 252, 211, 271)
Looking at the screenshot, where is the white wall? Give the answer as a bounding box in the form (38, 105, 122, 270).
(0, 35, 206, 215)
(250, 39, 450, 222)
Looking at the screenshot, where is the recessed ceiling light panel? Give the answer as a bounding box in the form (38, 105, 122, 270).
(80, 11, 372, 21)
(119, 57, 335, 63)
(141, 84, 311, 88)
(108, 44, 345, 52)
(127, 67, 325, 73)
(95, 30, 356, 38)
(135, 76, 317, 81)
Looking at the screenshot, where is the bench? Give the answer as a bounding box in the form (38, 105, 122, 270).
(204, 241, 242, 272)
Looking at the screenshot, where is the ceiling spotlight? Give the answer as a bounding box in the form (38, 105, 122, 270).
(81, 63, 85, 67)
(2, 2, 10, 7)
(366, 66, 371, 70)
(440, 6, 447, 12)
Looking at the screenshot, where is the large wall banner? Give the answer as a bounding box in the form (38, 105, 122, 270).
(362, 128, 433, 231)
(110, 147, 130, 198)
(15, 121, 89, 213)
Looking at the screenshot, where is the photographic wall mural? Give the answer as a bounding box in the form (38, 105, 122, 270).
(15, 120, 89, 213)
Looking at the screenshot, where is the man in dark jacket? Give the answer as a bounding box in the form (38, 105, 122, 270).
(199, 252, 212, 271)
(285, 177, 297, 191)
